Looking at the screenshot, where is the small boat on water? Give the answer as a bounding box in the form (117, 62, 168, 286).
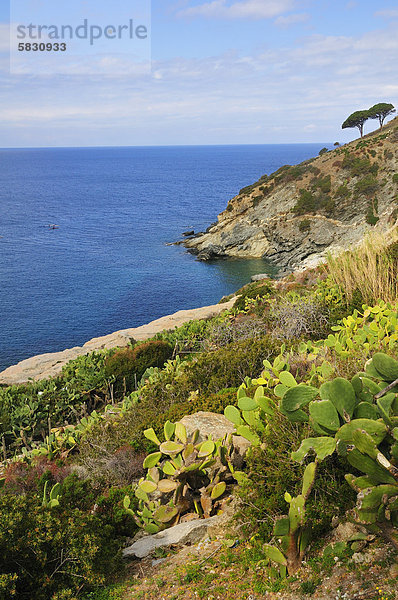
(48, 224, 59, 229)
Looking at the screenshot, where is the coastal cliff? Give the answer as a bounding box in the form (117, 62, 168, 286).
(183, 117, 398, 272)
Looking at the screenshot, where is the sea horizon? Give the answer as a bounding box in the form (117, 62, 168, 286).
(0, 141, 332, 150)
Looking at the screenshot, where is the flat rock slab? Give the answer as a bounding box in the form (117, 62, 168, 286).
(0, 298, 237, 386)
(251, 273, 270, 281)
(123, 515, 221, 559)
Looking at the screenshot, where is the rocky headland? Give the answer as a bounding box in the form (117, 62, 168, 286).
(182, 117, 398, 273)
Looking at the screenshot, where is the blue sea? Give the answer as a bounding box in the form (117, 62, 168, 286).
(0, 144, 329, 371)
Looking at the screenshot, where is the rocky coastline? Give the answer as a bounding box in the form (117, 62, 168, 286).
(0, 297, 236, 386)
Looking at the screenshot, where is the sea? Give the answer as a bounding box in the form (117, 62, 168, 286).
(0, 144, 330, 371)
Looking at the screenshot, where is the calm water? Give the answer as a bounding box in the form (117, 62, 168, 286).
(0, 144, 328, 371)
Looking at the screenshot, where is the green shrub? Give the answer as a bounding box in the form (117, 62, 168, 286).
(318, 148, 328, 156)
(298, 219, 311, 233)
(60, 351, 108, 391)
(179, 337, 280, 395)
(104, 341, 173, 392)
(233, 282, 273, 311)
(189, 387, 238, 414)
(354, 174, 379, 197)
(79, 337, 281, 459)
(366, 198, 379, 225)
(342, 153, 379, 176)
(312, 175, 331, 193)
(273, 165, 308, 184)
(393, 174, 398, 184)
(239, 185, 255, 195)
(0, 488, 124, 600)
(153, 317, 216, 348)
(334, 184, 351, 199)
(293, 190, 316, 215)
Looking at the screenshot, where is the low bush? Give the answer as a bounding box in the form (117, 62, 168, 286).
(354, 174, 379, 197)
(298, 219, 311, 232)
(233, 281, 273, 311)
(78, 337, 281, 464)
(0, 475, 133, 600)
(104, 341, 173, 393)
(366, 198, 379, 225)
(293, 189, 316, 215)
(311, 175, 331, 193)
(342, 153, 379, 176)
(334, 184, 351, 199)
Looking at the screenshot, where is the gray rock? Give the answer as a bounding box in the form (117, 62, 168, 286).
(251, 274, 270, 282)
(182, 230, 195, 237)
(196, 244, 225, 261)
(179, 411, 235, 441)
(179, 411, 250, 465)
(123, 515, 222, 559)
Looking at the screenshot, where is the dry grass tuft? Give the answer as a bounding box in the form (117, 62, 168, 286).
(325, 228, 398, 305)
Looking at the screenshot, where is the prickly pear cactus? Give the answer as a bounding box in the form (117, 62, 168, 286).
(124, 421, 237, 533)
(291, 352, 398, 550)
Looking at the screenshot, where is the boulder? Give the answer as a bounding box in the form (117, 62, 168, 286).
(123, 515, 222, 559)
(251, 273, 270, 282)
(182, 230, 195, 237)
(179, 411, 250, 465)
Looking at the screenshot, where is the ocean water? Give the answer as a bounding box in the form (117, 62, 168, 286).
(0, 144, 328, 371)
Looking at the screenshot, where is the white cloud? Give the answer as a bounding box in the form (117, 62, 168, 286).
(274, 13, 309, 28)
(176, 0, 296, 20)
(1, 25, 398, 146)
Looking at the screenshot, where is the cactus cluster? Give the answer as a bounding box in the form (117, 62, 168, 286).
(326, 302, 398, 355)
(292, 352, 398, 550)
(225, 350, 398, 572)
(224, 383, 277, 445)
(124, 421, 237, 533)
(263, 462, 317, 575)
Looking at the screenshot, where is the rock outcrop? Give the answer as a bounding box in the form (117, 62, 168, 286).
(179, 411, 250, 465)
(0, 298, 237, 386)
(123, 515, 222, 559)
(182, 118, 398, 273)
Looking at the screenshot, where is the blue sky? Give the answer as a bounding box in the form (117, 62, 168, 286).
(1, 0, 397, 147)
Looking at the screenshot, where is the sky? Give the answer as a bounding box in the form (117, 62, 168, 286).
(0, 0, 397, 147)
